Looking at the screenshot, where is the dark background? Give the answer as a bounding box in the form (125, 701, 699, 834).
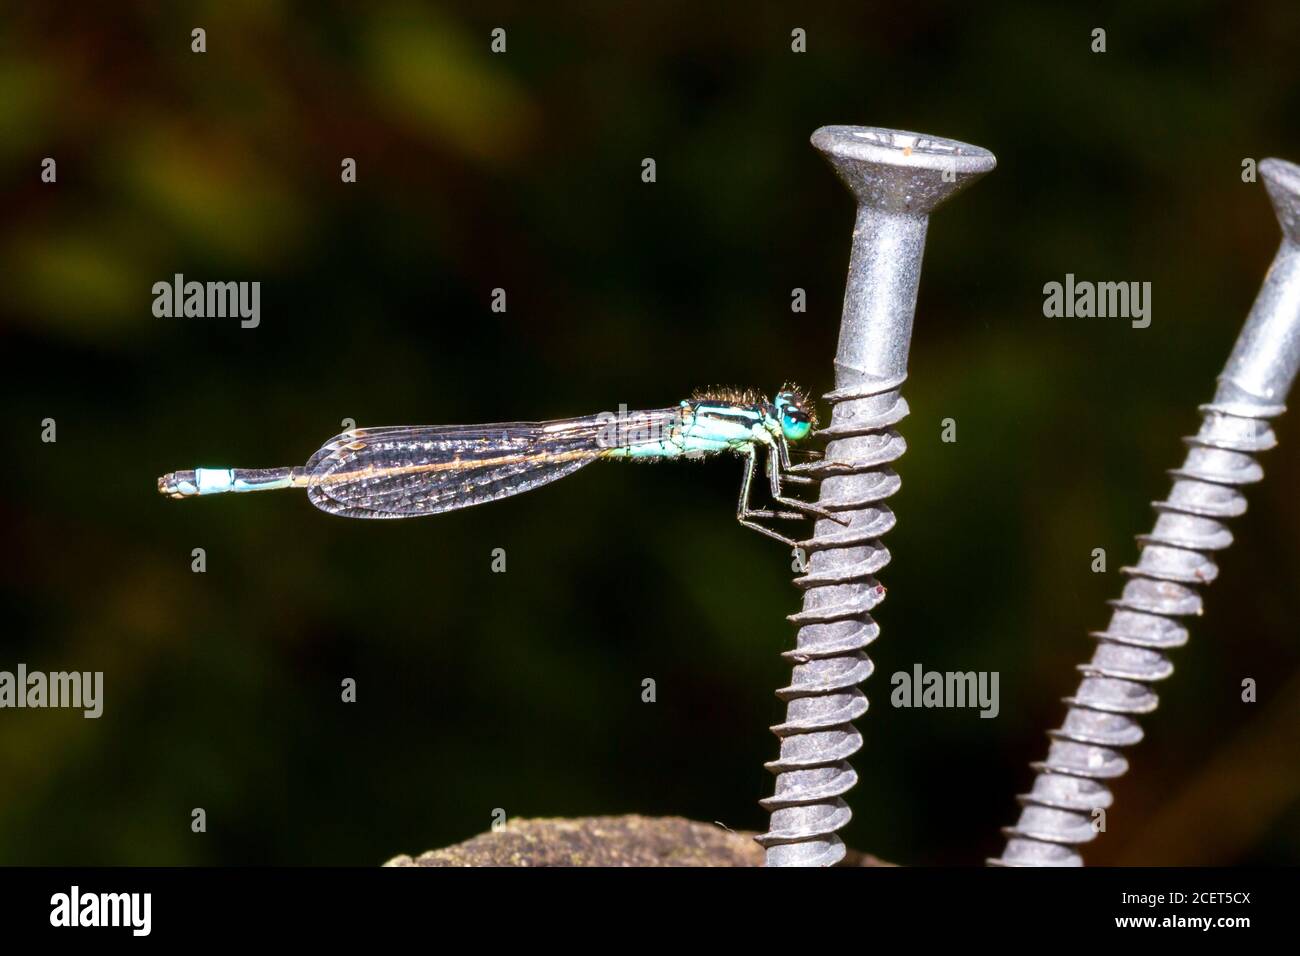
(2, 2, 1297, 865)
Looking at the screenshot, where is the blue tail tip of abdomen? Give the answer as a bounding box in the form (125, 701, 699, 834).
(158, 468, 234, 498)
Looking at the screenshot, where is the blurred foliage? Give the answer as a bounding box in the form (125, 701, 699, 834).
(1, 1, 1298, 865)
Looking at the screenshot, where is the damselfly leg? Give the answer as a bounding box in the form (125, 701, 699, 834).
(768, 434, 848, 525)
(735, 445, 844, 547)
(736, 447, 806, 547)
(767, 447, 842, 523)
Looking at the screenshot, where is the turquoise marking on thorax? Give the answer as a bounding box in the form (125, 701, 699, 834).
(686, 403, 774, 452)
(603, 401, 779, 460)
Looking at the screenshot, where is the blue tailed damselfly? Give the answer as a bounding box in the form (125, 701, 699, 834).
(157, 387, 837, 545)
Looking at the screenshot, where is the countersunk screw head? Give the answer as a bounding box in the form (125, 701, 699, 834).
(811, 125, 997, 215)
(1261, 157, 1300, 243)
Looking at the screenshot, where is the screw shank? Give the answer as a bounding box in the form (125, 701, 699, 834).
(835, 207, 929, 390)
(1217, 239, 1300, 408)
(1219, 158, 1300, 408)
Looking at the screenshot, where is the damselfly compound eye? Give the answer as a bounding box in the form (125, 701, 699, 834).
(774, 390, 813, 442)
(781, 412, 811, 442)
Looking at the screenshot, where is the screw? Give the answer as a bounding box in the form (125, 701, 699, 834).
(757, 126, 996, 867)
(993, 158, 1300, 867)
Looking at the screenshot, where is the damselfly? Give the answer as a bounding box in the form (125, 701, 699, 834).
(157, 387, 840, 545)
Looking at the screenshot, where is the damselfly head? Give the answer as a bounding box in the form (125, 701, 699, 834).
(774, 385, 816, 442)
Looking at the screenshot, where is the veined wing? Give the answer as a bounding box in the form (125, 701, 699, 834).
(305, 407, 683, 518)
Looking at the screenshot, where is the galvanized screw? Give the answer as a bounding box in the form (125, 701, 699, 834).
(993, 157, 1300, 866)
(758, 126, 996, 867)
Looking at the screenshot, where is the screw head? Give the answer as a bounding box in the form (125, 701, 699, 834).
(1261, 158, 1300, 243)
(811, 125, 997, 215)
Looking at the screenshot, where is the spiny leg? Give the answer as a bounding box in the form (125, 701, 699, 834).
(767, 446, 846, 524)
(740, 518, 804, 548)
(739, 448, 802, 521)
(774, 434, 819, 481)
(786, 444, 838, 475)
(773, 433, 798, 471)
(736, 448, 805, 547)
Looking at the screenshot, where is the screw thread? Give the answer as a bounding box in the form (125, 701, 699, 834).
(992, 397, 1284, 866)
(758, 377, 909, 866)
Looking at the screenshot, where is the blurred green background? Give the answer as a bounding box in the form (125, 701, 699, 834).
(2, 1, 1298, 865)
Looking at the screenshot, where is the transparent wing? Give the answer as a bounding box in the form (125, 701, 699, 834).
(305, 408, 681, 519)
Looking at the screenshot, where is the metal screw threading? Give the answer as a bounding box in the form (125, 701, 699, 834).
(993, 158, 1300, 867)
(757, 126, 996, 867)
